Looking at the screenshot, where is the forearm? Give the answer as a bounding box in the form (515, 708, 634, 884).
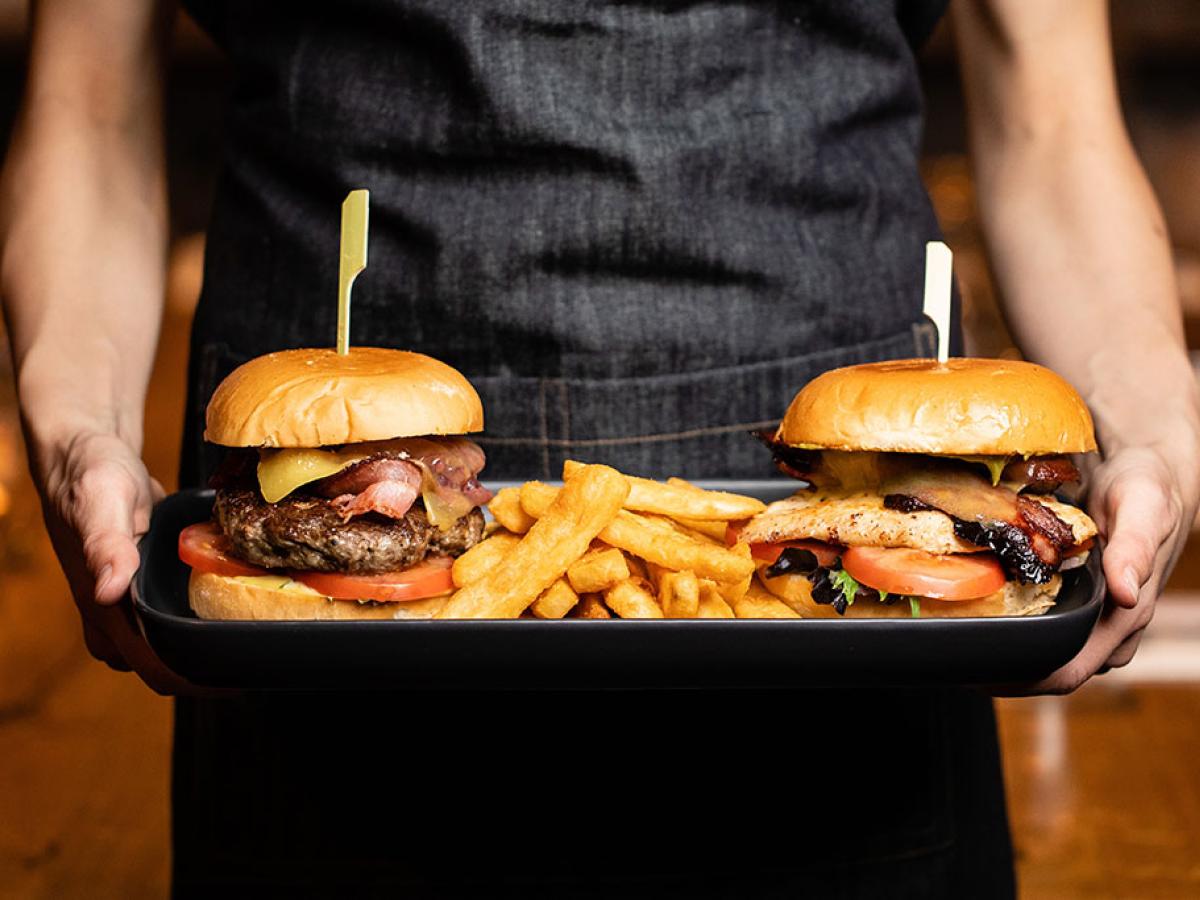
(0, 0, 170, 459)
(971, 130, 1196, 453)
(957, 1, 1200, 470)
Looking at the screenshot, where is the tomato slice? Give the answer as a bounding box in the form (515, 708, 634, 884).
(293, 557, 455, 602)
(842, 546, 1006, 601)
(752, 539, 841, 567)
(724, 521, 841, 567)
(725, 520, 748, 546)
(179, 522, 271, 577)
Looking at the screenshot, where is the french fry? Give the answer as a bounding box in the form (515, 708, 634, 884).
(658, 569, 700, 618)
(673, 516, 730, 543)
(566, 547, 630, 594)
(572, 593, 612, 618)
(603, 577, 664, 619)
(608, 513, 755, 583)
(437, 465, 629, 618)
(697, 581, 735, 618)
(488, 487, 536, 534)
(730, 581, 802, 619)
(451, 531, 522, 588)
(530, 577, 578, 619)
(564, 460, 765, 520)
(519, 480, 560, 518)
(666, 476, 702, 492)
(624, 553, 649, 580)
(521, 484, 755, 585)
(714, 541, 753, 604)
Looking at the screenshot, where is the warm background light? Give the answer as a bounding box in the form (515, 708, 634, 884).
(1, 4, 1199, 898)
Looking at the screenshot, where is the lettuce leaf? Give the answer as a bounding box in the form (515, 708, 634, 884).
(829, 568, 861, 607)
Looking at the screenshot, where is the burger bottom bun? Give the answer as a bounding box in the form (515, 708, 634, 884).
(188, 571, 449, 621)
(757, 566, 1061, 618)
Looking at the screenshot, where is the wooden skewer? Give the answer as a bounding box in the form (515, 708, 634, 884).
(923, 240, 952, 364)
(337, 189, 370, 355)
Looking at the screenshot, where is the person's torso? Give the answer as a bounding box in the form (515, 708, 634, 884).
(167, 7, 1014, 898)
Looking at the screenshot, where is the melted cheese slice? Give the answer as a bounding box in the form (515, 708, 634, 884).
(257, 445, 383, 503)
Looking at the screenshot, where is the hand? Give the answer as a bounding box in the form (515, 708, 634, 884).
(1024, 443, 1198, 695)
(33, 428, 190, 694)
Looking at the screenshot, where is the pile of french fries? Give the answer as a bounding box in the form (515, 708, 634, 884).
(435, 461, 800, 620)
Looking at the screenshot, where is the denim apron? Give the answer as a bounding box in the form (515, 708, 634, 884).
(174, 1, 1014, 896)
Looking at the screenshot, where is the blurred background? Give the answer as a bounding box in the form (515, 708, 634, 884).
(2, 3, 1200, 897)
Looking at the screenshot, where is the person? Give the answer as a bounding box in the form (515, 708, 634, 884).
(3, 0, 1196, 896)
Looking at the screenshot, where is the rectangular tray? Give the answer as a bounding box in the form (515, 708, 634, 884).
(132, 483, 1105, 690)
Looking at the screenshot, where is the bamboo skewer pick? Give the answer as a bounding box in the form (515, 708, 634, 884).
(922, 240, 952, 364)
(337, 189, 370, 355)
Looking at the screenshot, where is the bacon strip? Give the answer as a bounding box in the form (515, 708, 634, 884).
(314, 458, 423, 498)
(330, 478, 422, 522)
(1001, 455, 1080, 494)
(751, 429, 820, 481)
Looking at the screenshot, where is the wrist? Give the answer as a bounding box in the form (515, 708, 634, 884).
(1086, 349, 1200, 456)
(14, 343, 145, 447)
(1089, 421, 1200, 515)
(18, 391, 143, 475)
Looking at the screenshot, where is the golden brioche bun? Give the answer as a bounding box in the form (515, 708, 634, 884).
(188, 571, 449, 621)
(756, 567, 1061, 618)
(777, 357, 1096, 455)
(205, 347, 484, 448)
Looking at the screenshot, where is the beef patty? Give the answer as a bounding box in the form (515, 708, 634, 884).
(214, 488, 485, 574)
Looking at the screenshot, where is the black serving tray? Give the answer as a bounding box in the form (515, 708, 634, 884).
(132, 484, 1105, 690)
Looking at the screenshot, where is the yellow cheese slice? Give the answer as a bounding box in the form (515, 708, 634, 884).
(257, 446, 379, 503)
(419, 480, 473, 531)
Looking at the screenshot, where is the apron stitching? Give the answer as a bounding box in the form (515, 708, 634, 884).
(479, 418, 780, 448)
(469, 329, 922, 390)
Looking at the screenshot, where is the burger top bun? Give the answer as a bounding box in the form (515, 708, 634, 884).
(777, 357, 1097, 456)
(205, 347, 484, 447)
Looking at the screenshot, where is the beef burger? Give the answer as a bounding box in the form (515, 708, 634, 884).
(179, 347, 492, 620)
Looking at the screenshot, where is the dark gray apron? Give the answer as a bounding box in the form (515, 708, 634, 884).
(174, 2, 1012, 896)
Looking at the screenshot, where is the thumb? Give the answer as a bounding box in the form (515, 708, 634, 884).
(1099, 473, 1176, 610)
(71, 466, 143, 606)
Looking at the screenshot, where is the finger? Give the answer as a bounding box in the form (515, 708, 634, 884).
(83, 529, 142, 606)
(1100, 477, 1176, 610)
(133, 476, 164, 536)
(1024, 603, 1145, 695)
(81, 621, 131, 671)
(69, 466, 142, 606)
(1105, 626, 1146, 670)
(90, 601, 194, 695)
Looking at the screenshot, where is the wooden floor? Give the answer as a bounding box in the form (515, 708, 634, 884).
(999, 688, 1200, 899)
(2, 244, 1200, 897)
